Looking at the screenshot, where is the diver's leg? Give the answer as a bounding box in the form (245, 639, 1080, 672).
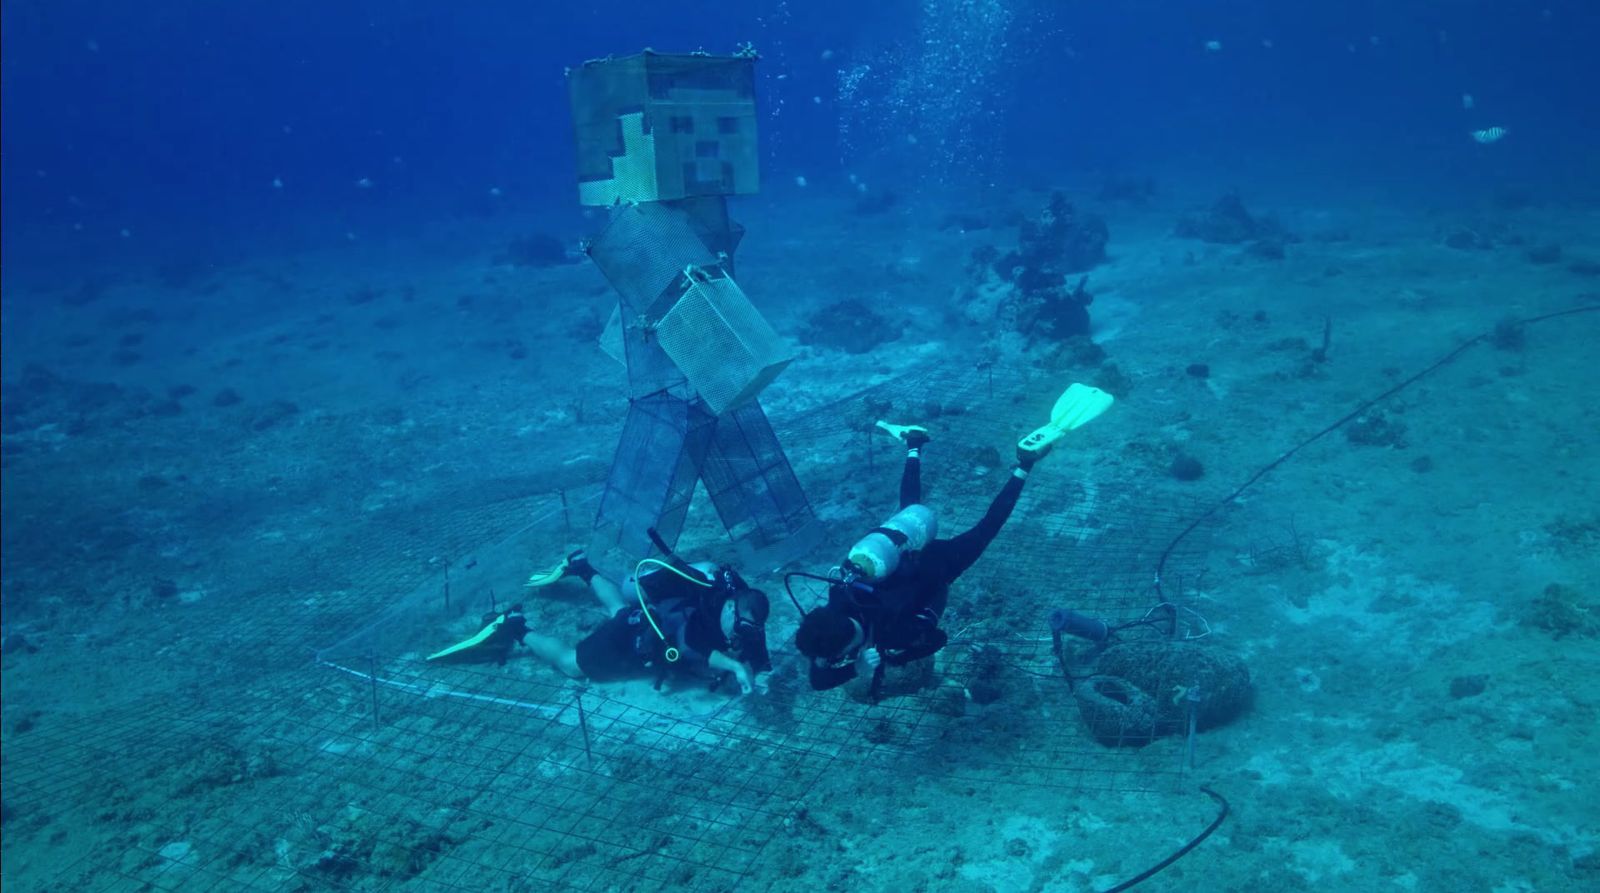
(899, 448, 923, 508)
(530, 548, 597, 592)
(589, 575, 628, 614)
(929, 467, 1028, 581)
(885, 426, 931, 508)
(523, 634, 584, 679)
(557, 551, 627, 613)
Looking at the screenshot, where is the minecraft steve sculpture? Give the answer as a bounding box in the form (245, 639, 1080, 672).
(567, 48, 817, 561)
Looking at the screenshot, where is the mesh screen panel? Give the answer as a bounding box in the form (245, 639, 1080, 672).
(585, 203, 716, 318)
(594, 392, 716, 556)
(619, 319, 688, 399)
(700, 399, 816, 555)
(597, 304, 625, 367)
(655, 267, 791, 414)
(667, 195, 743, 272)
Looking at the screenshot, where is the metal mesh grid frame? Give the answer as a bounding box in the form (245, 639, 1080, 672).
(667, 195, 744, 272)
(656, 265, 792, 415)
(314, 496, 1208, 890)
(620, 316, 689, 399)
(700, 399, 816, 551)
(597, 304, 625, 367)
(585, 202, 717, 318)
(3, 360, 1229, 892)
(594, 392, 717, 557)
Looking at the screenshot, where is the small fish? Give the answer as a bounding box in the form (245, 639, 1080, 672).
(1461, 93, 1475, 110)
(1471, 126, 1507, 144)
(355, 177, 374, 189)
(1204, 40, 1222, 53)
(794, 175, 808, 188)
(272, 177, 284, 190)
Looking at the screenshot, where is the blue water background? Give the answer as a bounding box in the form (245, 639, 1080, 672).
(2, 0, 1597, 280)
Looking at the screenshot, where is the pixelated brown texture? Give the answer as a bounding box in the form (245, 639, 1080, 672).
(569, 52, 759, 205)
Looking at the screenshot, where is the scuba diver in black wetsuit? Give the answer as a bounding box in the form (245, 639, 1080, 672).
(795, 384, 1114, 694)
(430, 547, 772, 694)
(794, 424, 1039, 691)
(530, 549, 772, 693)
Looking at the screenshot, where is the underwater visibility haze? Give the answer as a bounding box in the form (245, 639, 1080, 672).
(2, 1, 1598, 891)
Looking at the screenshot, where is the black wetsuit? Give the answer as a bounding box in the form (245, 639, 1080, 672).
(575, 599, 725, 683)
(575, 567, 772, 684)
(809, 451, 1025, 691)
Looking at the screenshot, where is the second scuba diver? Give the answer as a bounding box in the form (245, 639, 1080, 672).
(795, 383, 1113, 694)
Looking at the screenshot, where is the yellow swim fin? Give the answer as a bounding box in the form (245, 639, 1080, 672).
(524, 553, 572, 588)
(427, 615, 505, 661)
(875, 420, 930, 445)
(1017, 383, 1114, 458)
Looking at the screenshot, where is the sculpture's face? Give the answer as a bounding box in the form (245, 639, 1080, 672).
(570, 53, 760, 206)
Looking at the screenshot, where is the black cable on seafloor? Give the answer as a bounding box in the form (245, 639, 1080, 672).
(1153, 304, 1600, 598)
(1097, 786, 1232, 893)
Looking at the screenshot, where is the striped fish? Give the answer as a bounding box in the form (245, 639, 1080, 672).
(1471, 126, 1508, 144)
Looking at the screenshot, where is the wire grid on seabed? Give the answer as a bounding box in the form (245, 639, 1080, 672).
(1, 361, 1219, 891)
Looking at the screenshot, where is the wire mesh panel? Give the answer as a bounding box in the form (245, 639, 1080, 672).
(619, 316, 689, 399)
(700, 399, 816, 554)
(585, 202, 717, 318)
(597, 304, 626, 367)
(667, 195, 744, 271)
(595, 392, 717, 557)
(655, 265, 792, 414)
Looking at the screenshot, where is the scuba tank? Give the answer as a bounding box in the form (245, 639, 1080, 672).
(847, 504, 938, 581)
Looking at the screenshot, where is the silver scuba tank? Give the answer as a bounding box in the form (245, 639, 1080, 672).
(847, 504, 938, 581)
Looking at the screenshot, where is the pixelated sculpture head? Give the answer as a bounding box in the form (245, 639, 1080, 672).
(569, 51, 760, 206)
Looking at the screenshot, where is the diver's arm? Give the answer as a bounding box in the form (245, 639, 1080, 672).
(739, 625, 773, 673)
(809, 659, 858, 691)
(709, 650, 755, 694)
(881, 627, 949, 666)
